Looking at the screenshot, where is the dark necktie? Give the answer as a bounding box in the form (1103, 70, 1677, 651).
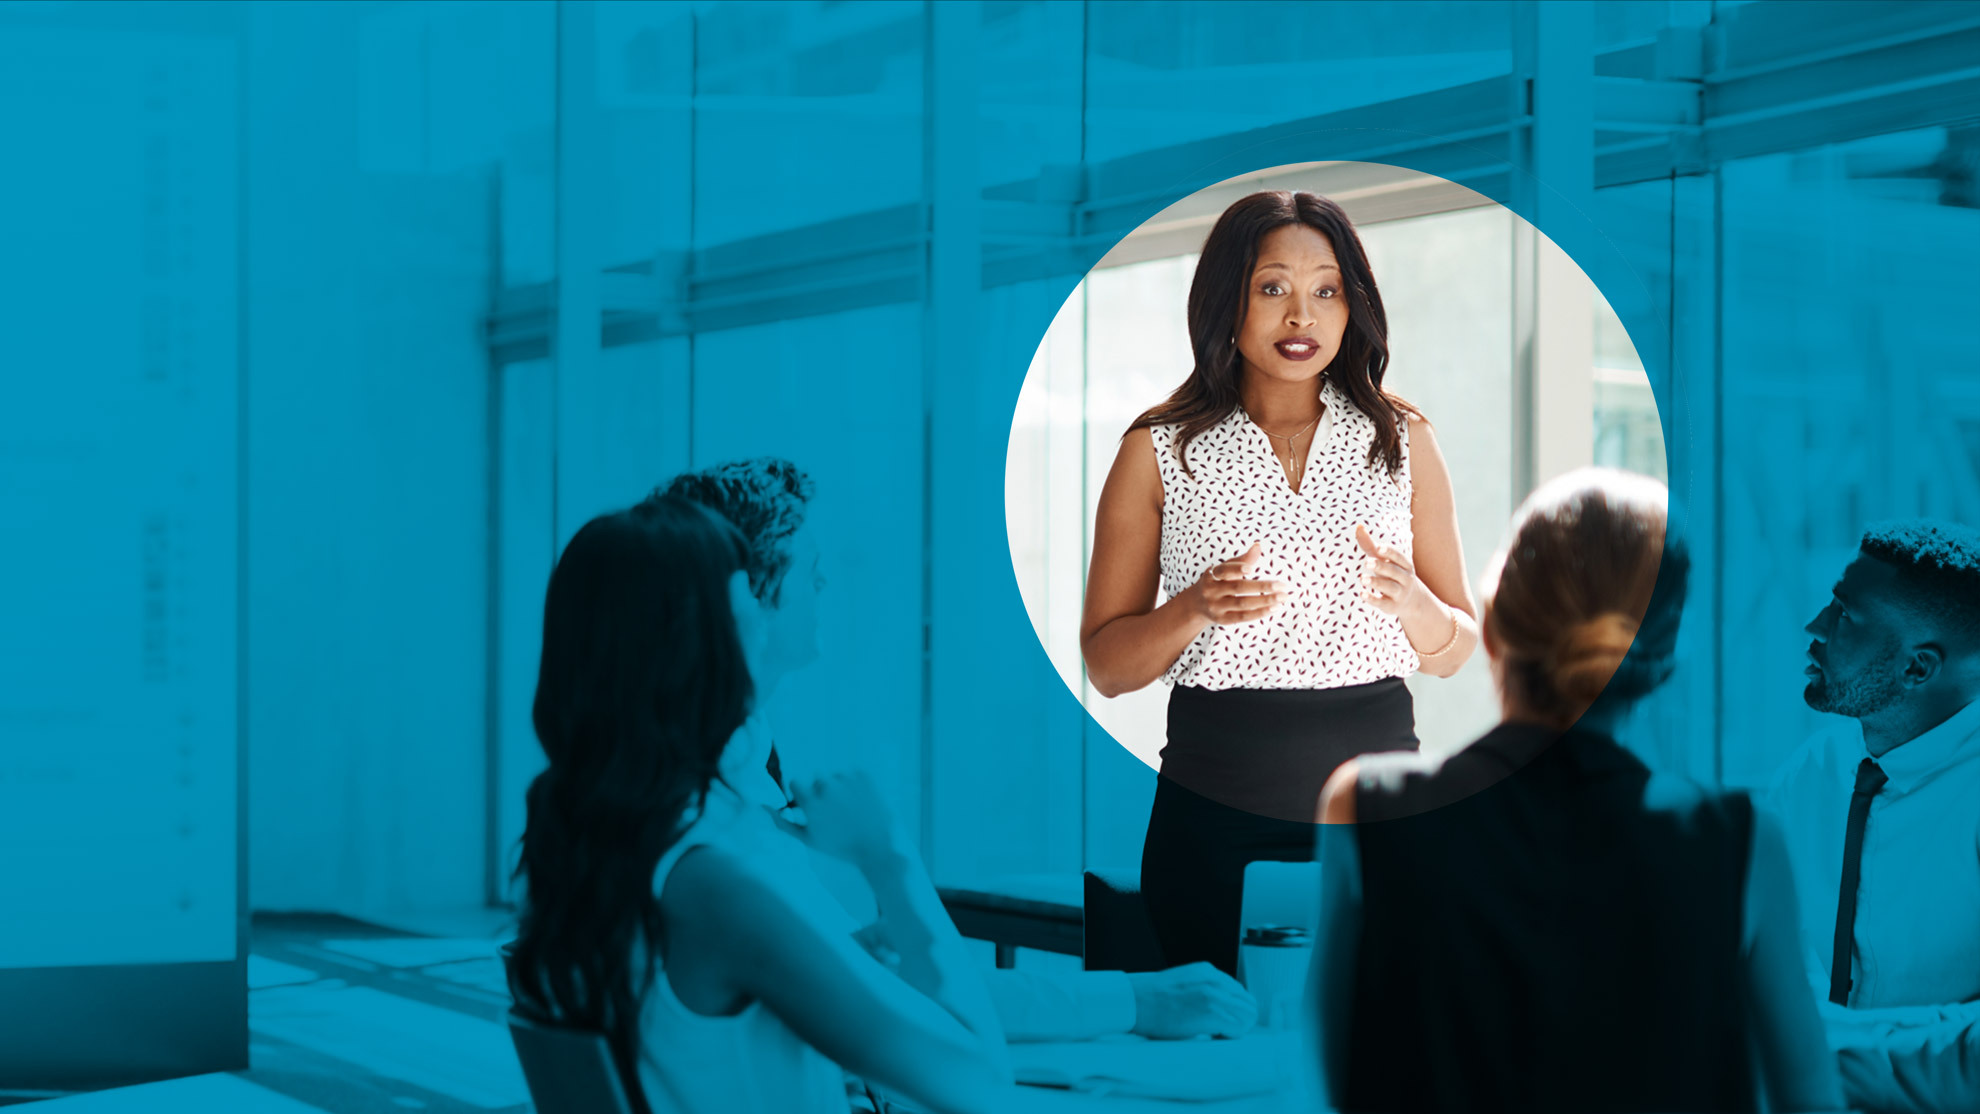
(1829, 757, 1889, 1006)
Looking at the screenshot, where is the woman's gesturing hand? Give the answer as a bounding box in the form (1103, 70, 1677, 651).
(1355, 524, 1421, 616)
(786, 771, 908, 872)
(1191, 541, 1282, 626)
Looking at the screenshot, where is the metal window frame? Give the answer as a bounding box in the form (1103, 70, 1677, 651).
(484, 1, 1980, 360)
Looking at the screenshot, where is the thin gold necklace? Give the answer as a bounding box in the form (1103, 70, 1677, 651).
(1246, 409, 1322, 488)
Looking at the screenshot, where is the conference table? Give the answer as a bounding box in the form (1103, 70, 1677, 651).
(1010, 1088, 1297, 1113)
(880, 1030, 1310, 1113)
(1007, 1029, 1307, 1111)
(1013, 1092, 1306, 1114)
(934, 873, 1309, 1111)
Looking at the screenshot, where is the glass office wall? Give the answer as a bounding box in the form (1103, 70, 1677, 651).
(243, 0, 549, 916)
(1594, 292, 1666, 483)
(693, 3, 925, 243)
(1363, 206, 1520, 755)
(293, 0, 1980, 898)
(979, 1, 1084, 188)
(594, 1, 693, 265)
(691, 304, 930, 833)
(1083, 2, 1513, 164)
(456, 0, 1980, 893)
(487, 0, 1719, 888)
(15, 0, 1980, 1022)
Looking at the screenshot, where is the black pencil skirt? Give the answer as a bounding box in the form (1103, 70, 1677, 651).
(1141, 679, 1417, 975)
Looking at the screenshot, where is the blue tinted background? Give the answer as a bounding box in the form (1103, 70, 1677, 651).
(4, 0, 1978, 1096)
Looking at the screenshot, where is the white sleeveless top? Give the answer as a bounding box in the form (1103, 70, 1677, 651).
(1152, 376, 1419, 691)
(638, 787, 849, 1114)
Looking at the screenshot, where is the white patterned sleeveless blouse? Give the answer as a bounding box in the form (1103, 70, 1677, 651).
(1152, 376, 1419, 691)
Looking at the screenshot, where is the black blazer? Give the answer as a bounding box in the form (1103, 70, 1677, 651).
(1343, 723, 1757, 1114)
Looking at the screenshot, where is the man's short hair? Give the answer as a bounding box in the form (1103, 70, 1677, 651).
(1859, 520, 1980, 648)
(652, 458, 815, 605)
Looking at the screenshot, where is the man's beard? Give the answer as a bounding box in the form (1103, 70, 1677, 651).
(1804, 653, 1904, 718)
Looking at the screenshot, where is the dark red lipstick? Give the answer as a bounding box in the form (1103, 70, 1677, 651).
(1274, 336, 1320, 361)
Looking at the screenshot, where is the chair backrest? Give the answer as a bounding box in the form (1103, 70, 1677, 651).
(1081, 868, 1168, 973)
(506, 1008, 638, 1114)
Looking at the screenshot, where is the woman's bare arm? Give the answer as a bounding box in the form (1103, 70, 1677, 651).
(1317, 758, 1361, 825)
(1396, 417, 1479, 677)
(1080, 428, 1278, 698)
(663, 845, 1012, 1114)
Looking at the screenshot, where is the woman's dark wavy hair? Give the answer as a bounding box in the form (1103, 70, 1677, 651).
(507, 496, 754, 1113)
(1129, 189, 1418, 477)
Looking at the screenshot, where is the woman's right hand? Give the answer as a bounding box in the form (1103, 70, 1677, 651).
(1190, 542, 1282, 626)
(787, 771, 909, 873)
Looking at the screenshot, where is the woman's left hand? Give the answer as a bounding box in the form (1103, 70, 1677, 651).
(1355, 524, 1420, 616)
(851, 921, 904, 973)
(787, 771, 908, 872)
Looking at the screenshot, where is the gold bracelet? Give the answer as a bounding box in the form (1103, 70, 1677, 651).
(1414, 607, 1462, 660)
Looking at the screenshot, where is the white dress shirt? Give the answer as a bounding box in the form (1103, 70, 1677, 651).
(1762, 696, 1980, 1011)
(729, 713, 1138, 1042)
(1822, 998, 1980, 1114)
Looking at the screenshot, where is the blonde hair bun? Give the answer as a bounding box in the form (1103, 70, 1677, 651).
(1545, 612, 1640, 706)
(1482, 469, 1684, 727)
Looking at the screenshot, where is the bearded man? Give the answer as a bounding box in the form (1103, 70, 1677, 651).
(1764, 520, 1980, 1114)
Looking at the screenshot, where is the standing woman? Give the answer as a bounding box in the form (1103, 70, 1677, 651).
(1081, 190, 1479, 975)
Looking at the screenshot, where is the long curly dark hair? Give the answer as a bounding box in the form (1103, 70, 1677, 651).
(1129, 190, 1417, 476)
(508, 496, 754, 1111)
(654, 457, 815, 606)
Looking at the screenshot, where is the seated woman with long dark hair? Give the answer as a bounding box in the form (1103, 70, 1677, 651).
(506, 496, 1010, 1114)
(1311, 469, 1843, 1113)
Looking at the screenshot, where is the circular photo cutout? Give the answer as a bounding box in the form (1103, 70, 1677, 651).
(1004, 161, 1665, 819)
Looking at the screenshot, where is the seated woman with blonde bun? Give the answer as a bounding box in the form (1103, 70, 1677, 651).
(1310, 468, 1843, 1114)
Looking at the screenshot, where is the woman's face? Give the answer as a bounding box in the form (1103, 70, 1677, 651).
(763, 521, 825, 679)
(1235, 223, 1352, 388)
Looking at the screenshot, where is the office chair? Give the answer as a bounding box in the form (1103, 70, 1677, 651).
(1081, 868, 1168, 972)
(506, 1007, 639, 1114)
(1085, 863, 1322, 974)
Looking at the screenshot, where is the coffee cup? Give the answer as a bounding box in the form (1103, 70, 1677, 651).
(1239, 924, 1312, 1030)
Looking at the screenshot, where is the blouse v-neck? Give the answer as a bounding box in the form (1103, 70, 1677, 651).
(1147, 376, 1418, 691)
(1242, 381, 1340, 495)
